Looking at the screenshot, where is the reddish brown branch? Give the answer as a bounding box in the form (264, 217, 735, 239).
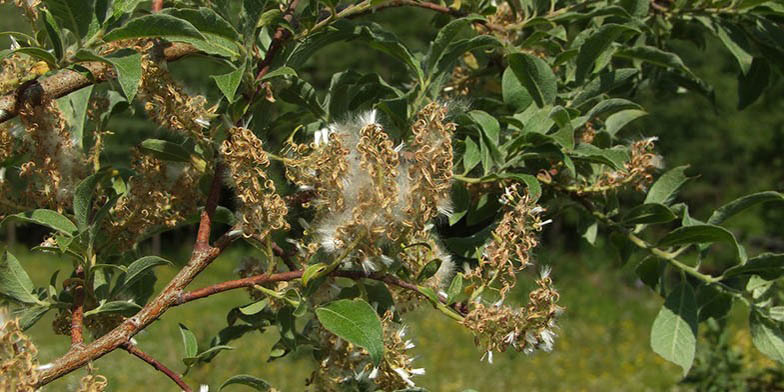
(195, 163, 224, 251)
(178, 270, 304, 304)
(152, 0, 164, 12)
(121, 342, 191, 392)
(35, 166, 237, 387)
(69, 266, 85, 347)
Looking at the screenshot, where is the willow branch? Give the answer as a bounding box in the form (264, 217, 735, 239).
(69, 266, 85, 348)
(121, 342, 191, 392)
(152, 0, 164, 12)
(0, 43, 197, 124)
(35, 165, 238, 387)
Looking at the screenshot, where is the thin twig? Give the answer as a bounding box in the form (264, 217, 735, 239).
(152, 0, 164, 12)
(194, 163, 224, 252)
(69, 266, 85, 348)
(255, 0, 301, 81)
(121, 342, 191, 392)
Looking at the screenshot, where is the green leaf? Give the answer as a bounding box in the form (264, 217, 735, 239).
(112, 0, 144, 17)
(66, 85, 94, 149)
(573, 68, 639, 107)
(0, 251, 41, 304)
(219, 375, 272, 391)
(446, 273, 463, 305)
(19, 305, 51, 330)
(239, 299, 268, 315)
(45, 0, 94, 39)
(162, 8, 241, 58)
(74, 171, 105, 230)
(615, 45, 691, 74)
(623, 203, 677, 225)
(507, 52, 557, 108)
(750, 310, 784, 365)
(83, 300, 141, 317)
(42, 9, 64, 61)
(104, 14, 206, 42)
(6, 47, 57, 70)
(315, 299, 384, 366)
(260, 66, 296, 81)
(696, 284, 732, 322)
(417, 259, 442, 283)
(462, 137, 480, 174)
(708, 191, 783, 226)
(279, 77, 325, 119)
(650, 283, 698, 376)
(723, 253, 784, 280)
(302, 263, 328, 287)
(2, 209, 77, 236)
(549, 105, 574, 150)
(502, 66, 533, 111)
(738, 58, 770, 110)
(468, 110, 500, 147)
(715, 22, 753, 74)
(211, 65, 246, 103)
(119, 256, 172, 291)
(576, 24, 638, 83)
(139, 139, 191, 162)
(659, 224, 743, 262)
(179, 323, 199, 358)
(604, 109, 647, 137)
(95, 50, 141, 103)
(644, 165, 690, 205)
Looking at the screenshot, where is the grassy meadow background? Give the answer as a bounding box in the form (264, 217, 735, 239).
(2, 2, 783, 391)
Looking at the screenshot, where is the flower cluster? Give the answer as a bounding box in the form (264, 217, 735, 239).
(309, 313, 424, 391)
(286, 103, 456, 276)
(590, 137, 662, 193)
(222, 127, 289, 241)
(1, 312, 40, 392)
(463, 268, 563, 359)
(133, 41, 217, 144)
(107, 149, 204, 251)
(16, 99, 88, 212)
(468, 183, 547, 297)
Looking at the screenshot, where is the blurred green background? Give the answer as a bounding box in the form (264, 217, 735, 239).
(2, 3, 783, 391)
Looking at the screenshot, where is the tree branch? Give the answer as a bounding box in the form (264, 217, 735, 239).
(152, 0, 164, 12)
(35, 165, 237, 387)
(255, 0, 301, 82)
(194, 163, 224, 252)
(69, 266, 85, 348)
(121, 342, 191, 392)
(0, 43, 197, 124)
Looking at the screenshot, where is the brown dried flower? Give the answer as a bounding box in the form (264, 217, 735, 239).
(463, 268, 563, 359)
(222, 127, 289, 241)
(1, 313, 40, 391)
(467, 183, 547, 297)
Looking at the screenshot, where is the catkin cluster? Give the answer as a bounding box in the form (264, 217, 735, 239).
(222, 127, 289, 241)
(286, 103, 456, 277)
(108, 150, 204, 251)
(579, 137, 662, 194)
(309, 313, 424, 391)
(463, 268, 563, 359)
(115, 40, 218, 144)
(468, 183, 547, 297)
(16, 99, 88, 212)
(1, 314, 40, 392)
